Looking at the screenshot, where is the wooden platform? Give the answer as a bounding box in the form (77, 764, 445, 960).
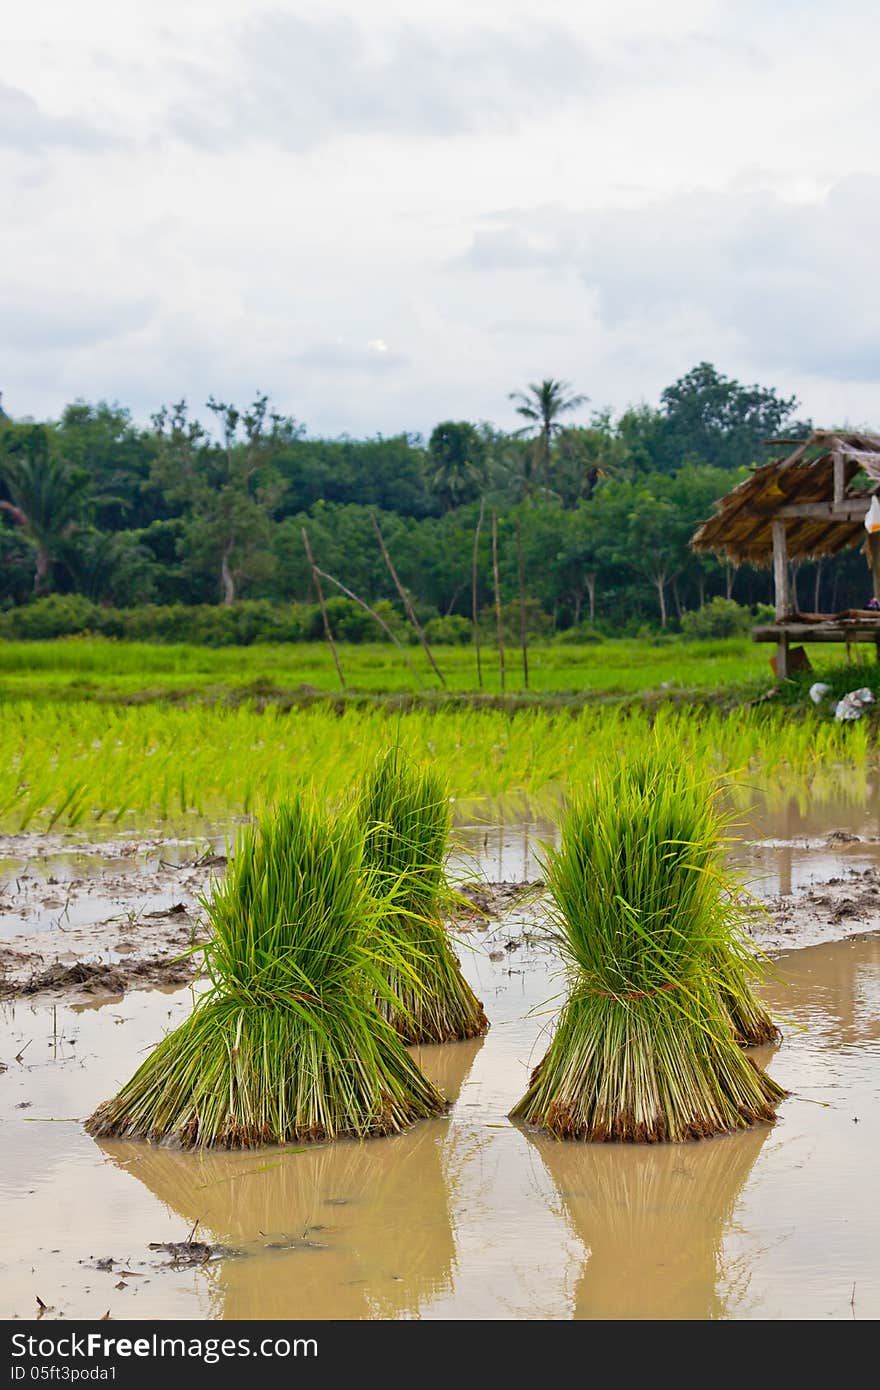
(753, 618, 880, 644)
(753, 614, 880, 676)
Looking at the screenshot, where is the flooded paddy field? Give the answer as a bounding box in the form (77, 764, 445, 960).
(1, 929, 879, 1321)
(2, 792, 880, 1321)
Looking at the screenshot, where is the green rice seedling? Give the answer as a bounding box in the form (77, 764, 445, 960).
(509, 752, 787, 1142)
(0, 693, 872, 836)
(710, 933, 781, 1047)
(85, 796, 447, 1146)
(357, 747, 489, 1043)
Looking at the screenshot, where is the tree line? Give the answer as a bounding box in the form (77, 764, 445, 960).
(1, 362, 872, 637)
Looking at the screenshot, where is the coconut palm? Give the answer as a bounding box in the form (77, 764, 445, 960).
(0, 429, 89, 594)
(427, 421, 488, 512)
(507, 379, 588, 493)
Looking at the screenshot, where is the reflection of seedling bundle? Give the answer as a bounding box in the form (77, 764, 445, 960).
(526, 1121, 772, 1318)
(358, 748, 488, 1043)
(510, 754, 787, 1142)
(96, 1036, 484, 1320)
(86, 797, 446, 1146)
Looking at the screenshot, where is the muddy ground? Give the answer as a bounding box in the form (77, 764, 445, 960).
(2, 829, 880, 1005)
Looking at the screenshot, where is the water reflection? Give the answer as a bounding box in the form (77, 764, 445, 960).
(96, 1037, 484, 1321)
(523, 1122, 774, 1320)
(758, 933, 880, 1048)
(454, 788, 880, 904)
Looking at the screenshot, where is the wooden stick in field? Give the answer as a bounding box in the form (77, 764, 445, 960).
(492, 508, 505, 692)
(312, 564, 426, 687)
(370, 511, 447, 688)
(469, 503, 483, 692)
(516, 516, 529, 690)
(472, 499, 484, 689)
(302, 526, 346, 688)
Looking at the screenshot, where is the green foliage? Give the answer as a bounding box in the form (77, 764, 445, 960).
(422, 614, 473, 645)
(5, 362, 875, 631)
(0, 596, 308, 645)
(553, 624, 603, 645)
(0, 427, 91, 594)
(680, 597, 755, 639)
(657, 362, 805, 472)
(428, 421, 487, 511)
(305, 596, 408, 644)
(0, 596, 417, 646)
(0, 593, 103, 639)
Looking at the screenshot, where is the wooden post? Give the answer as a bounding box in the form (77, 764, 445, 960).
(302, 527, 345, 688)
(867, 530, 880, 664)
(311, 564, 425, 687)
(516, 517, 529, 690)
(833, 447, 845, 504)
(472, 499, 485, 689)
(491, 509, 505, 692)
(370, 512, 446, 687)
(868, 531, 880, 602)
(772, 518, 790, 679)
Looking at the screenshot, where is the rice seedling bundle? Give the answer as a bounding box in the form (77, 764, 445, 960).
(509, 752, 786, 1142)
(85, 797, 446, 1146)
(357, 747, 488, 1043)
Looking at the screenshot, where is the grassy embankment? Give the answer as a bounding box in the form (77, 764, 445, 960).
(0, 635, 874, 703)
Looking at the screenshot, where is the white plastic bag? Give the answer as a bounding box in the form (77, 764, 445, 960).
(864, 496, 880, 533)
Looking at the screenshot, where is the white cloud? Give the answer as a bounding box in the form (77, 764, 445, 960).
(3, 1, 880, 435)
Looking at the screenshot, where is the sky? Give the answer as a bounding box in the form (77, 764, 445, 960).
(3, 0, 880, 439)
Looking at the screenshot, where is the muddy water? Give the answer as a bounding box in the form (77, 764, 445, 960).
(451, 782, 880, 899)
(5, 786, 880, 943)
(2, 931, 879, 1320)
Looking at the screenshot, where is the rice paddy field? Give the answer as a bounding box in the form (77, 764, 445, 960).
(2, 635, 880, 1321)
(0, 695, 876, 834)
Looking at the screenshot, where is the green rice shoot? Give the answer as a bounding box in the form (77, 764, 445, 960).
(357, 746, 488, 1043)
(509, 751, 787, 1142)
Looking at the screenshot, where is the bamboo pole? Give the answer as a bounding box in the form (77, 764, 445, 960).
(311, 565, 425, 687)
(370, 511, 446, 687)
(492, 508, 505, 692)
(771, 519, 789, 679)
(472, 498, 485, 689)
(516, 517, 529, 689)
(302, 527, 345, 688)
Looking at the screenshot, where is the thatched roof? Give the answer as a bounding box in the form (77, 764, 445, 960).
(690, 430, 880, 566)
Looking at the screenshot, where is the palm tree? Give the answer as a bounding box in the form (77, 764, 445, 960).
(508, 379, 588, 492)
(427, 421, 487, 512)
(0, 428, 90, 594)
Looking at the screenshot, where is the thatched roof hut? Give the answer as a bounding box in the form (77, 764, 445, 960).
(690, 431, 880, 677)
(691, 431, 880, 566)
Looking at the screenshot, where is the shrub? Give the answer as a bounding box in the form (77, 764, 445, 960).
(680, 598, 754, 640)
(422, 614, 473, 645)
(0, 594, 102, 639)
(303, 596, 408, 644)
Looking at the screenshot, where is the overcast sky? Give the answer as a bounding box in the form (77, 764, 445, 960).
(3, 0, 880, 439)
